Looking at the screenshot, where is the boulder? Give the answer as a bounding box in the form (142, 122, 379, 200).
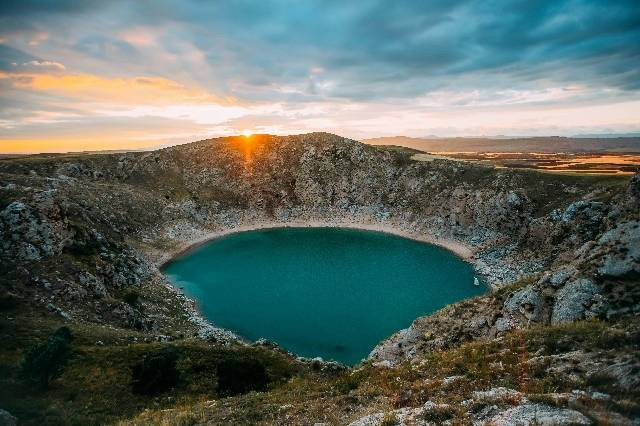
(504, 287, 543, 322)
(539, 267, 577, 288)
(485, 403, 591, 425)
(559, 200, 609, 243)
(596, 221, 640, 278)
(348, 401, 453, 426)
(561, 200, 606, 224)
(599, 358, 640, 392)
(551, 279, 607, 324)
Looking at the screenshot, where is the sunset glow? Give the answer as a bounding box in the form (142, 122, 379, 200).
(0, 1, 639, 153)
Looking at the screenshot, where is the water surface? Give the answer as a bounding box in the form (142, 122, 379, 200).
(164, 227, 484, 365)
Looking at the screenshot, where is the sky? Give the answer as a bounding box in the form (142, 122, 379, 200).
(1, 0, 639, 153)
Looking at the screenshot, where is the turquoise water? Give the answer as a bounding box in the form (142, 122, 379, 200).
(164, 227, 484, 365)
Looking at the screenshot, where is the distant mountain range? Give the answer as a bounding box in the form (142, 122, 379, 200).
(362, 136, 640, 153)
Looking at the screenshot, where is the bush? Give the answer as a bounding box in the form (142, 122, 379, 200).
(0, 293, 19, 310)
(334, 372, 362, 394)
(586, 371, 618, 389)
(19, 326, 74, 389)
(216, 357, 269, 396)
(380, 412, 398, 426)
(421, 405, 456, 422)
(122, 290, 140, 307)
(131, 347, 180, 395)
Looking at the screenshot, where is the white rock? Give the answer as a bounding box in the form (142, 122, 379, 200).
(485, 403, 591, 426)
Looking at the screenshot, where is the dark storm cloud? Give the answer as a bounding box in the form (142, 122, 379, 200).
(184, 0, 640, 100)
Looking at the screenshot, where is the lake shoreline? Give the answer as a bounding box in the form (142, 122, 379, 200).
(157, 221, 476, 269)
(163, 224, 485, 364)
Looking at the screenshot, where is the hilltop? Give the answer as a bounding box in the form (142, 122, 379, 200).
(1, 133, 638, 424)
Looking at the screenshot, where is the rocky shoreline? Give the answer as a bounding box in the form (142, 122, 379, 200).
(156, 219, 484, 358)
(148, 218, 478, 354)
(157, 220, 475, 268)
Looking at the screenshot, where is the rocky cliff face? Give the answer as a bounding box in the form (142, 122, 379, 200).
(370, 173, 639, 364)
(1, 133, 636, 333)
(1, 133, 639, 424)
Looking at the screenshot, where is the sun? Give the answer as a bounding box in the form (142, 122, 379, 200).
(242, 130, 252, 138)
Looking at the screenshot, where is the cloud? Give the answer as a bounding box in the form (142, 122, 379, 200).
(118, 27, 157, 47)
(0, 71, 232, 105)
(4, 0, 639, 101)
(19, 60, 65, 70)
(0, 115, 215, 153)
(0, 0, 639, 152)
(0, 44, 39, 70)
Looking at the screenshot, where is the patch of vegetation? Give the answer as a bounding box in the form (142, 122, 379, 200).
(585, 371, 618, 388)
(375, 145, 426, 167)
(0, 313, 309, 425)
(523, 319, 636, 354)
(2, 297, 638, 425)
(216, 357, 269, 396)
(121, 289, 141, 307)
(131, 346, 179, 395)
(421, 404, 456, 422)
(0, 292, 20, 310)
(19, 327, 74, 389)
(333, 369, 368, 394)
(380, 411, 398, 425)
(374, 145, 425, 155)
(63, 221, 104, 256)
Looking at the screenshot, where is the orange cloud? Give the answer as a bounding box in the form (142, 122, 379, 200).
(0, 71, 234, 106)
(0, 116, 214, 154)
(0, 137, 166, 154)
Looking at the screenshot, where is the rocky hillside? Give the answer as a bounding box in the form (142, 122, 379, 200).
(1, 133, 638, 424)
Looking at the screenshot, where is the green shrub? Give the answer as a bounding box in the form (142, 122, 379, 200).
(380, 412, 398, 426)
(334, 372, 362, 394)
(216, 357, 269, 396)
(19, 326, 74, 389)
(421, 405, 456, 422)
(0, 293, 19, 310)
(131, 346, 180, 395)
(122, 290, 140, 307)
(586, 371, 617, 390)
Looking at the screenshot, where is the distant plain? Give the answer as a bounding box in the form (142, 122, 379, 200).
(366, 136, 640, 175)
